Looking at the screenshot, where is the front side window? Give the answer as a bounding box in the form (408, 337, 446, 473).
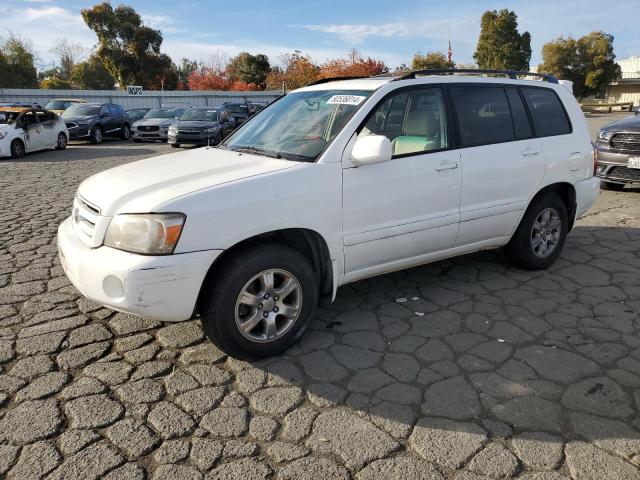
(222, 90, 372, 162)
(521, 87, 571, 137)
(451, 86, 514, 147)
(359, 87, 449, 157)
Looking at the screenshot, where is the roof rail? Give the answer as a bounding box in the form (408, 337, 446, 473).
(396, 69, 559, 84)
(307, 75, 369, 86)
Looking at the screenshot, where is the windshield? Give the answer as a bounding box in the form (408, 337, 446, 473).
(144, 108, 181, 119)
(0, 111, 20, 125)
(45, 100, 75, 110)
(222, 90, 371, 162)
(127, 109, 148, 116)
(180, 109, 219, 122)
(62, 105, 100, 117)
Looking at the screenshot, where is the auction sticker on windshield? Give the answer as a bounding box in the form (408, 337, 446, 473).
(326, 95, 367, 105)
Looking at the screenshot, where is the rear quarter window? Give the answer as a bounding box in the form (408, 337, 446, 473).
(521, 87, 572, 137)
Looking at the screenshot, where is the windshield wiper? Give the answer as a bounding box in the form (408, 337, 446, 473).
(230, 145, 282, 159)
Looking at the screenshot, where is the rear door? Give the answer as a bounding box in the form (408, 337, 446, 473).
(452, 84, 545, 245)
(38, 110, 59, 146)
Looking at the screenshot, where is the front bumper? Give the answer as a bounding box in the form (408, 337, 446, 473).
(168, 132, 214, 145)
(57, 217, 221, 322)
(575, 176, 601, 219)
(595, 142, 640, 184)
(132, 129, 168, 141)
(67, 126, 92, 139)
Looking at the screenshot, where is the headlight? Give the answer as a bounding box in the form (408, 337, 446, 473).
(598, 130, 613, 141)
(203, 128, 217, 134)
(104, 213, 186, 255)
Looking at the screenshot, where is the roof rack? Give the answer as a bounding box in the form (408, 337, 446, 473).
(307, 76, 369, 86)
(396, 69, 559, 84)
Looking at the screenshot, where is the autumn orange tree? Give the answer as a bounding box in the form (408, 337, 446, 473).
(266, 51, 319, 90)
(187, 66, 262, 91)
(318, 50, 388, 79)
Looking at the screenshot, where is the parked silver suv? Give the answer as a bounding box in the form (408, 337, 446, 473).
(595, 108, 640, 190)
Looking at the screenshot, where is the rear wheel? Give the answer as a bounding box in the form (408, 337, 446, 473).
(10, 139, 25, 159)
(199, 244, 319, 359)
(601, 181, 625, 191)
(90, 127, 103, 144)
(55, 132, 67, 150)
(504, 193, 568, 270)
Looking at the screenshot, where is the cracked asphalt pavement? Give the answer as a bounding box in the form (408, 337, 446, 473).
(0, 117, 639, 479)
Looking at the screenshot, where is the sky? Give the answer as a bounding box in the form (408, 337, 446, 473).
(1, 0, 639, 72)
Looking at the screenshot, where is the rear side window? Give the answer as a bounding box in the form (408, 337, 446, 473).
(521, 87, 571, 137)
(505, 87, 532, 139)
(451, 86, 514, 147)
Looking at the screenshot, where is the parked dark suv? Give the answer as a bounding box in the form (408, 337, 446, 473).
(595, 108, 640, 190)
(168, 107, 236, 148)
(62, 103, 131, 144)
(221, 102, 251, 126)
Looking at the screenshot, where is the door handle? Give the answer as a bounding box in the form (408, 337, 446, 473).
(435, 161, 459, 172)
(522, 147, 540, 157)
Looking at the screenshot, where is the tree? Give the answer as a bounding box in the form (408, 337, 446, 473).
(188, 67, 229, 90)
(71, 55, 116, 89)
(40, 77, 72, 89)
(50, 39, 86, 80)
(177, 58, 198, 89)
(81, 3, 177, 89)
(474, 9, 531, 71)
(411, 52, 454, 70)
(266, 51, 319, 90)
(0, 33, 38, 88)
(539, 36, 578, 80)
(318, 50, 388, 79)
(577, 32, 621, 98)
(227, 52, 271, 88)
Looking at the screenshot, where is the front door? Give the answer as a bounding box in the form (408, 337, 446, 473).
(342, 86, 461, 277)
(22, 110, 47, 151)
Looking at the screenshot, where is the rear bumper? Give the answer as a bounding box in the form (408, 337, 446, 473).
(575, 177, 601, 219)
(57, 217, 221, 321)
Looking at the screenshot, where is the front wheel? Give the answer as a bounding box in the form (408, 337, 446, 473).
(504, 193, 568, 270)
(199, 244, 319, 359)
(55, 132, 67, 150)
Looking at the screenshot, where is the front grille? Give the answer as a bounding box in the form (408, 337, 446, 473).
(72, 195, 100, 245)
(607, 166, 640, 181)
(137, 125, 159, 132)
(610, 132, 640, 152)
(65, 122, 78, 129)
(178, 129, 202, 135)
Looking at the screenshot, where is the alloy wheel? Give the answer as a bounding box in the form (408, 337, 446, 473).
(530, 207, 561, 258)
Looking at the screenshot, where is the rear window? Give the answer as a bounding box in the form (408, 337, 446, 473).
(521, 87, 571, 137)
(451, 86, 514, 147)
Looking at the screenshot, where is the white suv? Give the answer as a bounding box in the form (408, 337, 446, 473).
(58, 70, 600, 358)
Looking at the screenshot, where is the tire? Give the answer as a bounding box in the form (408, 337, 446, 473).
(601, 181, 625, 191)
(504, 193, 568, 270)
(120, 124, 131, 140)
(200, 244, 319, 359)
(55, 132, 67, 150)
(90, 126, 103, 144)
(171, 143, 180, 148)
(10, 139, 25, 159)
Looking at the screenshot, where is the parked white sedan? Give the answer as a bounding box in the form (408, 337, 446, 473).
(0, 107, 69, 158)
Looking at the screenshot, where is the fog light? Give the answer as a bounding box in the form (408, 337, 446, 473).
(103, 275, 125, 301)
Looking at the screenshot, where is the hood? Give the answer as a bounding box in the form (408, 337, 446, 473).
(62, 115, 96, 123)
(134, 118, 176, 127)
(78, 147, 296, 216)
(175, 120, 219, 129)
(603, 115, 640, 132)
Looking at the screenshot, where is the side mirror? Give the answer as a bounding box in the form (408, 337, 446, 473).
(351, 135, 392, 166)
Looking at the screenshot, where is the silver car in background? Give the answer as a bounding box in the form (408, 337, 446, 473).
(132, 104, 190, 142)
